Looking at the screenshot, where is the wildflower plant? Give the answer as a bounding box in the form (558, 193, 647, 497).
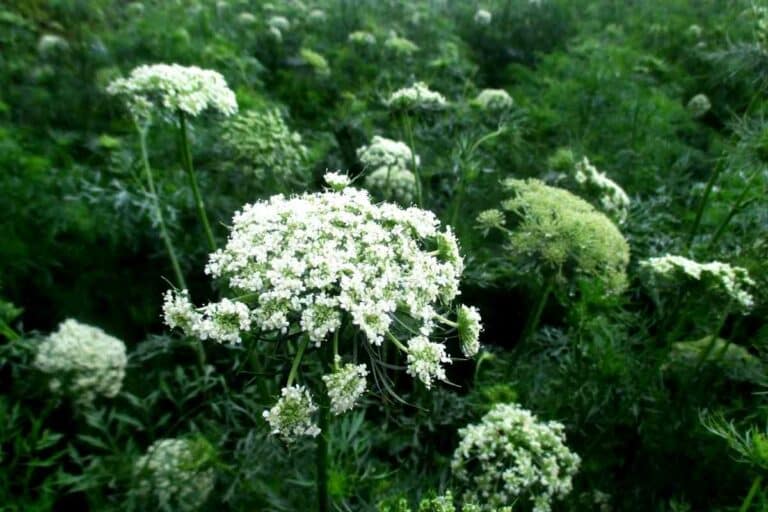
(387, 82, 448, 206)
(162, 173, 483, 510)
(221, 107, 309, 191)
(357, 135, 419, 204)
(548, 149, 630, 224)
(471, 88, 513, 113)
(134, 437, 216, 511)
(478, 178, 629, 340)
(641, 255, 756, 311)
(108, 63, 238, 257)
(34, 319, 127, 405)
(452, 403, 580, 512)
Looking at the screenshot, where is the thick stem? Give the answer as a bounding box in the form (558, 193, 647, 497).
(520, 279, 554, 344)
(401, 113, 422, 207)
(316, 344, 331, 512)
(139, 128, 187, 290)
(739, 475, 763, 512)
(178, 111, 217, 252)
(286, 336, 310, 387)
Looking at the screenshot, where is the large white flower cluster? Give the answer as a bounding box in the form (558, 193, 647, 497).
(572, 157, 630, 224)
(387, 82, 448, 111)
(641, 255, 756, 310)
(452, 403, 581, 512)
(134, 438, 215, 510)
(263, 384, 321, 441)
(106, 63, 237, 123)
(163, 175, 481, 439)
(472, 89, 514, 112)
(357, 136, 419, 204)
(34, 319, 127, 404)
(322, 356, 369, 415)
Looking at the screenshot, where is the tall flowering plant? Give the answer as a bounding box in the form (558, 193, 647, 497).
(107, 63, 238, 287)
(163, 172, 483, 511)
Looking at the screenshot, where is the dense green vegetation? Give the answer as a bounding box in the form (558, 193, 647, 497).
(1, 0, 767, 510)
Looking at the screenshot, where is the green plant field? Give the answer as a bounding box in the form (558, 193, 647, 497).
(1, 1, 767, 511)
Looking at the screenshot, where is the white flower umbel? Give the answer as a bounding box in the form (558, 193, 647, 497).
(406, 336, 451, 388)
(687, 93, 711, 118)
(134, 438, 215, 511)
(474, 9, 492, 25)
(364, 166, 417, 205)
(34, 319, 127, 405)
(191, 181, 465, 347)
(106, 63, 237, 123)
(572, 157, 630, 224)
(263, 385, 321, 441)
(322, 356, 369, 415)
(163, 174, 482, 436)
(357, 135, 420, 173)
(323, 171, 351, 191)
(472, 89, 514, 112)
(452, 403, 581, 512)
(162, 292, 252, 344)
(387, 82, 448, 111)
(457, 305, 482, 357)
(267, 15, 290, 31)
(348, 30, 376, 46)
(641, 255, 756, 310)
(384, 33, 419, 56)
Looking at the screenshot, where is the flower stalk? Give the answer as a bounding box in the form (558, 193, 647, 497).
(178, 110, 217, 252)
(138, 126, 187, 289)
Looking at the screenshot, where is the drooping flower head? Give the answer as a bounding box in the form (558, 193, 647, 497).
(472, 88, 514, 112)
(357, 135, 419, 204)
(263, 385, 321, 441)
(34, 319, 127, 405)
(387, 82, 448, 111)
(322, 356, 369, 415)
(547, 149, 630, 224)
(364, 166, 417, 205)
(687, 93, 711, 118)
(474, 9, 492, 25)
(357, 135, 420, 172)
(641, 255, 755, 310)
(457, 305, 482, 357)
(452, 403, 581, 512)
(134, 437, 216, 510)
(491, 178, 630, 295)
(106, 63, 237, 125)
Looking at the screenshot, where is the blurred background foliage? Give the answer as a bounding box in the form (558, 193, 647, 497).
(1, 0, 767, 510)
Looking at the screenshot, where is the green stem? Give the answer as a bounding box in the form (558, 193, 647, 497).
(707, 168, 761, 251)
(386, 331, 409, 353)
(739, 475, 763, 512)
(317, 377, 330, 512)
(686, 159, 723, 250)
(693, 302, 732, 373)
(0, 319, 19, 341)
(286, 336, 310, 387)
(520, 279, 554, 344)
(401, 113, 422, 207)
(139, 127, 187, 290)
(178, 111, 217, 252)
